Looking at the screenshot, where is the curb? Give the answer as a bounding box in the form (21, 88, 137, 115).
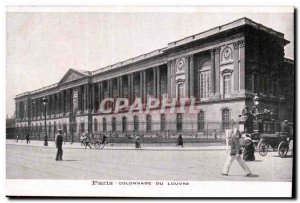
(6, 143, 227, 151)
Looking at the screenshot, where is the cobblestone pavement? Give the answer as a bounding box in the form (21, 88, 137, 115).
(6, 144, 293, 181)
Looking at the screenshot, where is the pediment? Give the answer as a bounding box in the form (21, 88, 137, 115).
(59, 69, 87, 84)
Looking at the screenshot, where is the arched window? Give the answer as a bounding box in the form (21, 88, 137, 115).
(222, 108, 230, 130)
(111, 117, 116, 133)
(199, 60, 211, 99)
(103, 118, 107, 132)
(133, 115, 139, 132)
(198, 111, 205, 131)
(122, 117, 127, 132)
(176, 113, 183, 132)
(94, 119, 98, 132)
(146, 115, 152, 132)
(161, 114, 166, 131)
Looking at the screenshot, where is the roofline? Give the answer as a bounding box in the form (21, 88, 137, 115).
(15, 17, 290, 99)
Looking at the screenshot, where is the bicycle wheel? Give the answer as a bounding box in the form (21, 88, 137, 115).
(258, 142, 268, 156)
(278, 141, 289, 158)
(99, 143, 105, 149)
(94, 142, 100, 149)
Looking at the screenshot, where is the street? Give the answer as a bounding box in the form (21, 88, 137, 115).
(6, 144, 292, 181)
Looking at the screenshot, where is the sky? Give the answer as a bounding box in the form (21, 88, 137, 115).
(6, 7, 294, 117)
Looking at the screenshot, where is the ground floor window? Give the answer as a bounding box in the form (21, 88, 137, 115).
(146, 115, 152, 132)
(133, 115, 139, 132)
(198, 111, 205, 131)
(80, 122, 85, 133)
(122, 117, 127, 132)
(176, 113, 183, 132)
(103, 118, 107, 132)
(94, 119, 98, 132)
(161, 114, 166, 131)
(222, 108, 230, 130)
(112, 117, 116, 133)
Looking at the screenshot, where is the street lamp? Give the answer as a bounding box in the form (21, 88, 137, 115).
(253, 95, 260, 106)
(43, 97, 48, 146)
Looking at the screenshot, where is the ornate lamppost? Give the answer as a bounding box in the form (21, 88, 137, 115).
(43, 97, 48, 146)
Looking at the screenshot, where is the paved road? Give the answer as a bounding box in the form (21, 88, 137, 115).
(6, 144, 292, 181)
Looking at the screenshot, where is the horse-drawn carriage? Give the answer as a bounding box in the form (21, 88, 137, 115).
(240, 105, 293, 158)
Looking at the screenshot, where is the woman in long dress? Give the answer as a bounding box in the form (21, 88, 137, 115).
(243, 134, 255, 161)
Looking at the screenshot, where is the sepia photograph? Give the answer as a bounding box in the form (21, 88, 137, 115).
(5, 6, 295, 198)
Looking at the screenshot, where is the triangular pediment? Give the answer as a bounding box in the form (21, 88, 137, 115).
(59, 69, 88, 84)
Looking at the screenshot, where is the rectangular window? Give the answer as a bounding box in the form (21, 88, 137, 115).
(224, 75, 232, 95)
(80, 123, 85, 133)
(200, 71, 210, 98)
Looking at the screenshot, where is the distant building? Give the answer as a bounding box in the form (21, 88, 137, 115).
(14, 17, 294, 141)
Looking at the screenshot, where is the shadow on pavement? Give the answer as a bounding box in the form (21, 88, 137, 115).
(272, 155, 293, 158)
(62, 160, 80, 162)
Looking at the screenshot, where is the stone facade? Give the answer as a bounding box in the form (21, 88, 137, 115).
(14, 17, 294, 141)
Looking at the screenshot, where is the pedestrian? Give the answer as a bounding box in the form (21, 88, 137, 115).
(176, 134, 184, 147)
(55, 129, 63, 161)
(135, 135, 141, 148)
(84, 133, 92, 149)
(80, 134, 85, 146)
(211, 129, 217, 139)
(222, 128, 252, 177)
(16, 135, 19, 143)
(281, 120, 291, 137)
(243, 134, 255, 161)
(25, 134, 30, 144)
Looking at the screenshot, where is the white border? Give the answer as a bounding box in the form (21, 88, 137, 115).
(2, 2, 298, 200)
(6, 180, 292, 197)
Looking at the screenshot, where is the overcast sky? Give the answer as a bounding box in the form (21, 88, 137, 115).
(6, 7, 294, 117)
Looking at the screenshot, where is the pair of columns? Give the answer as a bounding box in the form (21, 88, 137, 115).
(91, 66, 162, 111)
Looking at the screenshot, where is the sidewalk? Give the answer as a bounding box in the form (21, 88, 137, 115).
(6, 139, 227, 151)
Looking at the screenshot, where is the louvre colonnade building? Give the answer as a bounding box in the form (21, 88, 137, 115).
(14, 17, 294, 141)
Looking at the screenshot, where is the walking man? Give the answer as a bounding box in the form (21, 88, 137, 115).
(222, 128, 252, 177)
(55, 129, 63, 161)
(25, 134, 30, 144)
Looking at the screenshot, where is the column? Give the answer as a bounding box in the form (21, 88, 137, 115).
(157, 66, 160, 98)
(91, 84, 95, 111)
(131, 73, 134, 102)
(55, 93, 58, 115)
(41, 98, 44, 117)
(67, 89, 71, 113)
(215, 47, 221, 97)
(52, 94, 56, 115)
(210, 49, 215, 96)
(87, 84, 91, 112)
(189, 55, 195, 98)
(153, 67, 157, 97)
(239, 40, 246, 92)
(47, 95, 50, 116)
(233, 41, 240, 93)
(127, 75, 131, 102)
(117, 77, 120, 98)
(119, 78, 123, 98)
(139, 72, 143, 99)
(99, 82, 103, 104)
(143, 70, 146, 102)
(185, 57, 190, 98)
(83, 85, 87, 111)
(167, 61, 171, 98)
(61, 91, 64, 114)
(15, 102, 18, 120)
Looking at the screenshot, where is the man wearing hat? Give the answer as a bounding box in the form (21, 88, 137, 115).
(55, 129, 63, 161)
(222, 128, 252, 177)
